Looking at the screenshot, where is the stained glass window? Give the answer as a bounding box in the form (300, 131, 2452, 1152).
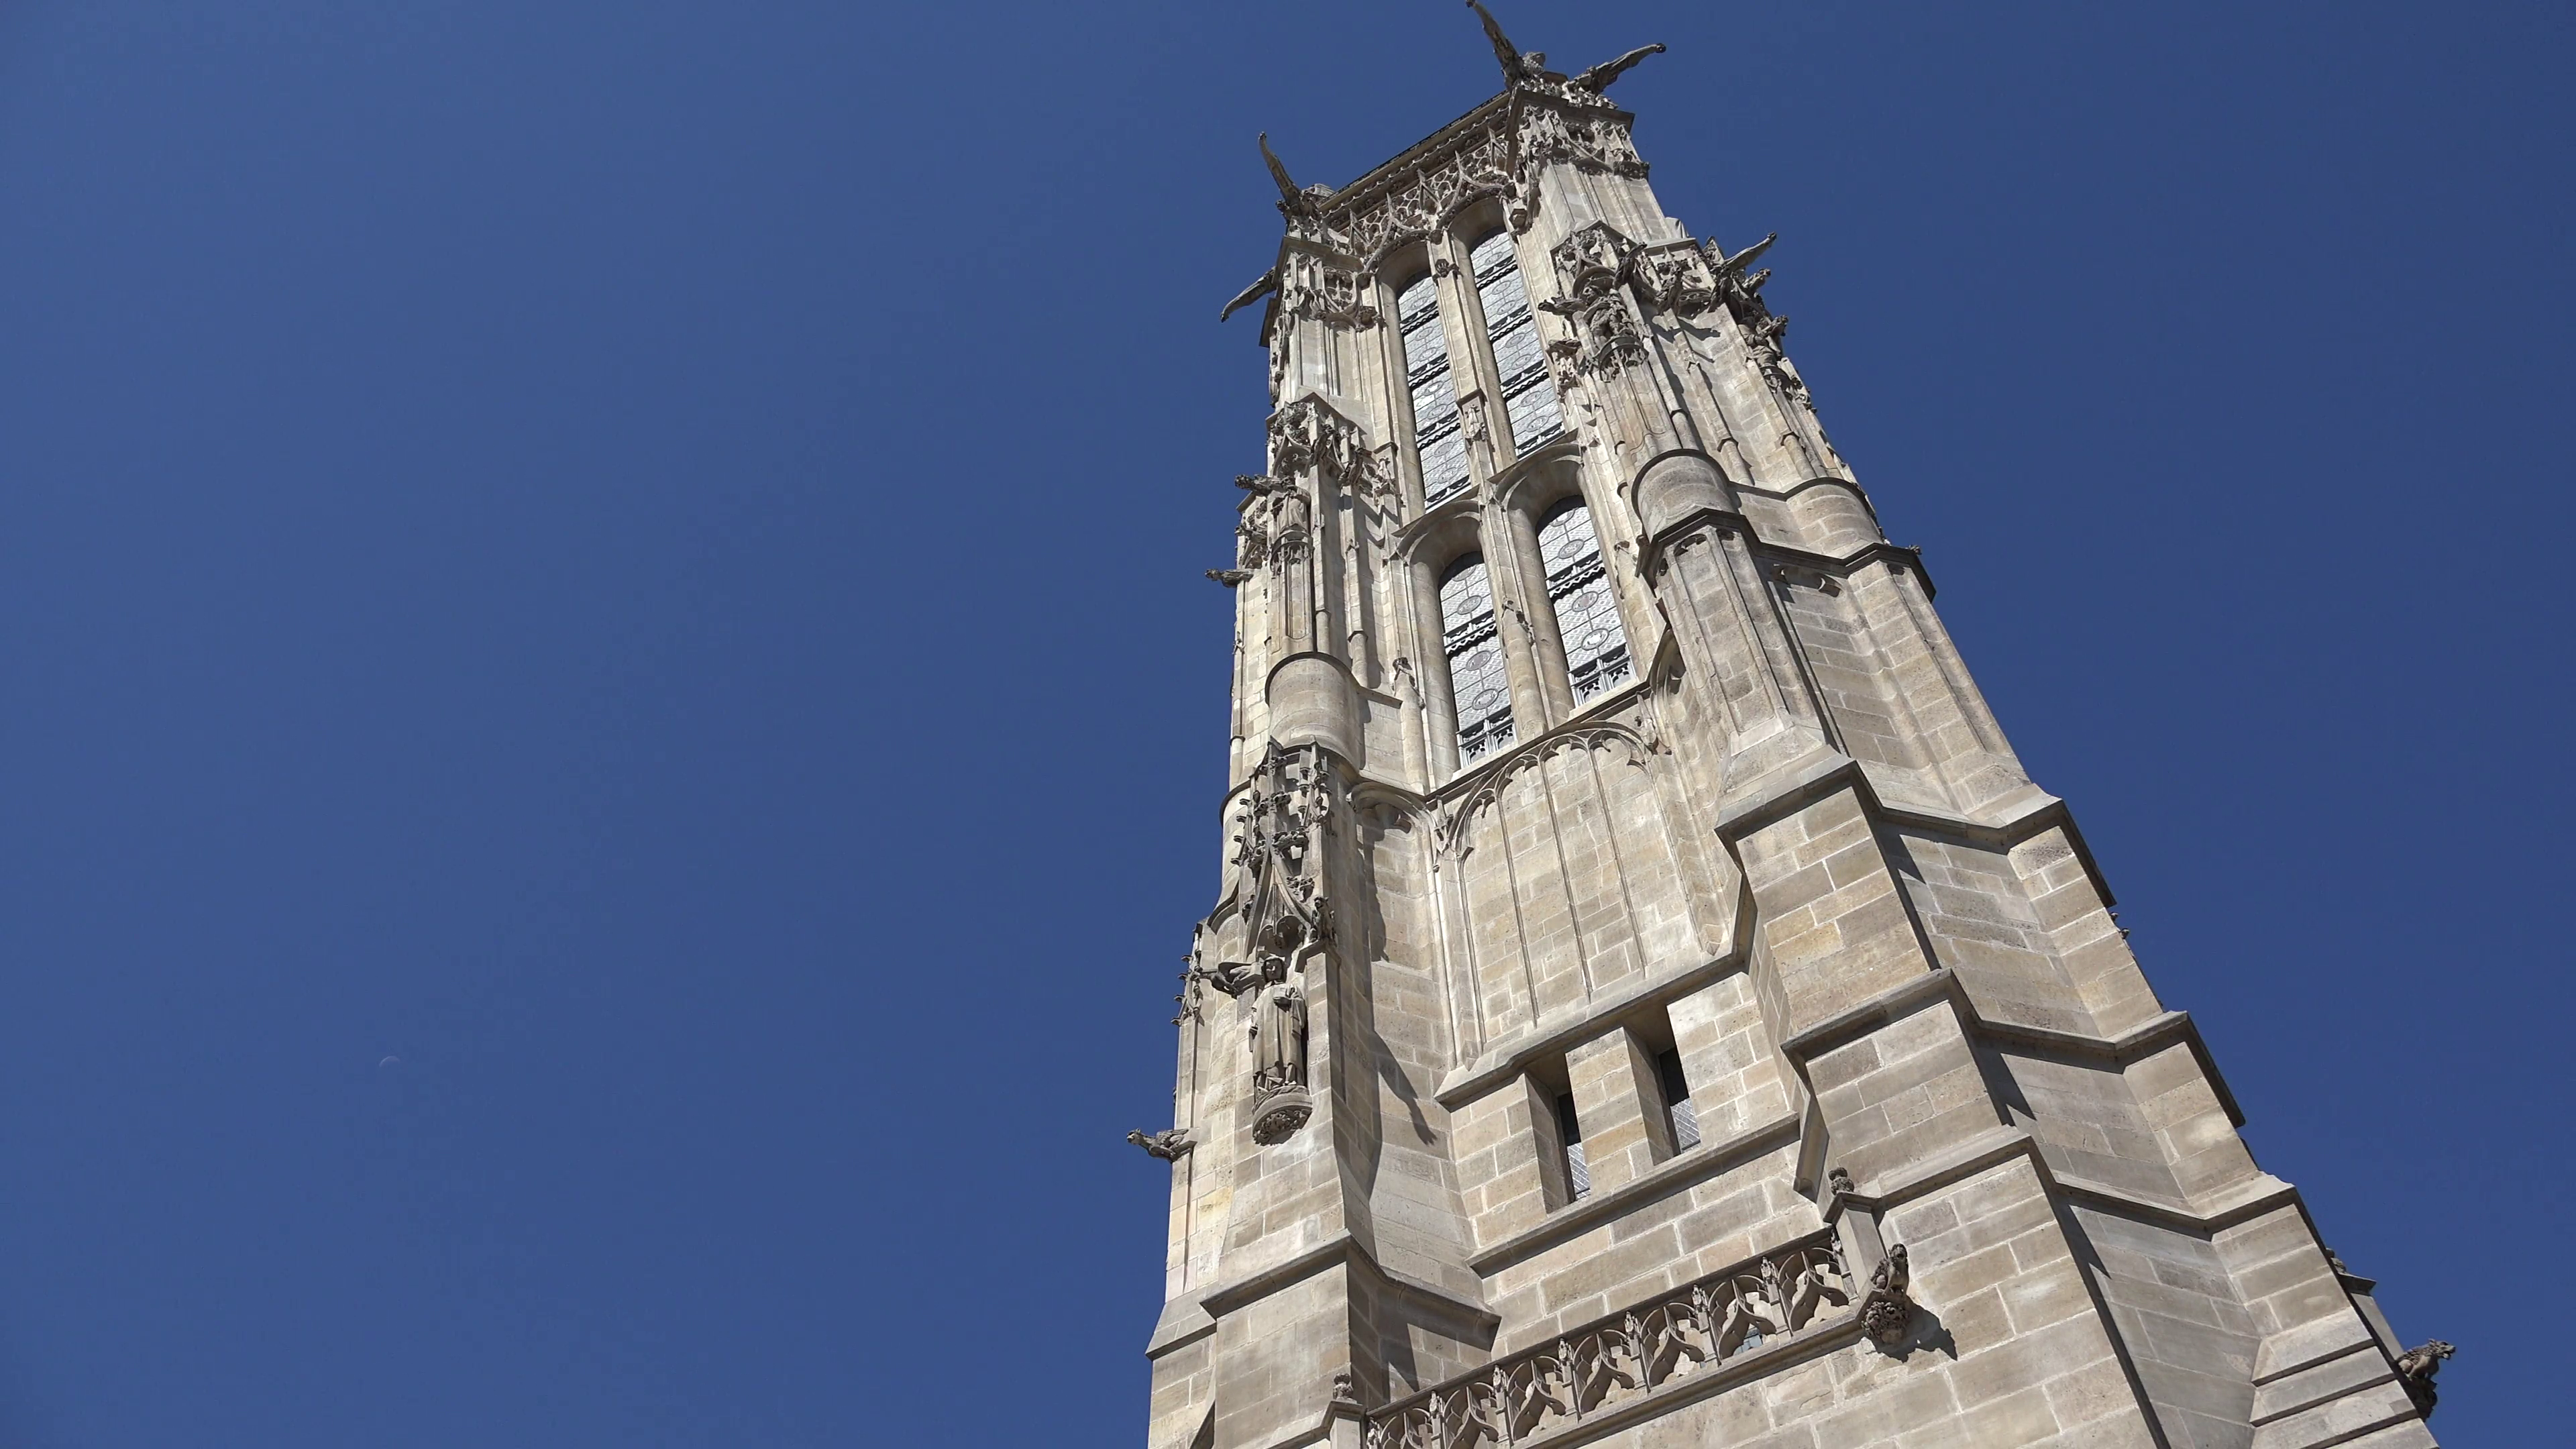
(1439, 555, 1515, 761)
(1398, 273, 1471, 505)
(1471, 230, 1566, 457)
(1538, 500, 1633, 700)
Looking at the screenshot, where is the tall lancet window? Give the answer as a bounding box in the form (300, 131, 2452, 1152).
(1471, 231, 1564, 456)
(1538, 500, 1632, 700)
(1398, 273, 1470, 505)
(1440, 555, 1515, 761)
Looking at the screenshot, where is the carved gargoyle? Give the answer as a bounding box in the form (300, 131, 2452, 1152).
(1572, 43, 1665, 94)
(1860, 1243, 1915, 1348)
(1126, 1128, 1195, 1161)
(1466, 1, 1549, 87)
(1206, 569, 1253, 587)
(2394, 1339, 2453, 1415)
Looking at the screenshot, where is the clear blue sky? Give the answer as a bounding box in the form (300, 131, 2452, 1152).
(0, 3, 2564, 1444)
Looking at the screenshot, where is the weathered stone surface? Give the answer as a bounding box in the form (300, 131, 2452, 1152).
(1140, 15, 2438, 1448)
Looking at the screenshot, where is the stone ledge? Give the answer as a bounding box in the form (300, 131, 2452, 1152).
(1148, 1232, 1501, 1361)
(1778, 965, 1961, 1065)
(1466, 1112, 1802, 1275)
(1435, 954, 1743, 1108)
(2253, 1342, 2398, 1426)
(1833, 1122, 2310, 1244)
(1980, 1009, 2247, 1128)
(1776, 965, 2248, 1130)
(1633, 496, 1936, 600)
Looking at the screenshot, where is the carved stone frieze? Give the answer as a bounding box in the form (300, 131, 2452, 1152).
(1267, 396, 1380, 488)
(1365, 1232, 1851, 1449)
(1629, 240, 1722, 317)
(1515, 98, 1648, 182)
(1328, 117, 1519, 268)
(1543, 224, 1650, 378)
(1275, 248, 1381, 332)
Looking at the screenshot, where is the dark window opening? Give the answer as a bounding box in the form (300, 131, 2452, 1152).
(1554, 1091, 1591, 1200)
(1654, 1049, 1701, 1152)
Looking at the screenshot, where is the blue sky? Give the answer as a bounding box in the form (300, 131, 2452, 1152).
(0, 2, 2565, 1443)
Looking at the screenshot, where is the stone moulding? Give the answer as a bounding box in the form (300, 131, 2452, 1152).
(1366, 1231, 1856, 1449)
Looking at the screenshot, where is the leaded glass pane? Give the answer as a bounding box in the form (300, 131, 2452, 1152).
(1440, 557, 1515, 761)
(1402, 303, 1449, 380)
(1470, 231, 1565, 458)
(1505, 379, 1564, 453)
(1398, 268, 1470, 505)
(1420, 433, 1470, 504)
(1396, 272, 1440, 326)
(1538, 502, 1633, 700)
(1490, 317, 1546, 386)
(1411, 370, 1458, 436)
(1477, 267, 1530, 334)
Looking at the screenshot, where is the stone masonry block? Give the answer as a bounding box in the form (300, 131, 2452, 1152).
(1567, 1025, 1670, 1193)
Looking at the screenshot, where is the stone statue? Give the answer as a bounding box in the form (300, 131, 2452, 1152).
(1247, 956, 1307, 1096)
(1872, 1243, 1909, 1296)
(1467, 1, 1548, 85)
(1220, 265, 1279, 323)
(1260, 132, 1326, 219)
(1860, 1244, 1915, 1347)
(2394, 1340, 2453, 1415)
(1572, 43, 1666, 93)
(1126, 1128, 1194, 1161)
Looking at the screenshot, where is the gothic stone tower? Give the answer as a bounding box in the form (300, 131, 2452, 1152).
(1138, 12, 2449, 1449)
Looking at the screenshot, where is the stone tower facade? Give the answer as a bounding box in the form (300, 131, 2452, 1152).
(1137, 13, 2449, 1449)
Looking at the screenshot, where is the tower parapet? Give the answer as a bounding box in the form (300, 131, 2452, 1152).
(1142, 11, 2447, 1448)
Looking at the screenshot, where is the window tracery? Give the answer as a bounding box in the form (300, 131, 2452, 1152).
(1471, 230, 1565, 455)
(1397, 273, 1470, 505)
(1438, 555, 1515, 761)
(1537, 500, 1632, 700)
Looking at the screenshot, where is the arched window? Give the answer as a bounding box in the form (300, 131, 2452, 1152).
(1397, 273, 1470, 505)
(1439, 554, 1515, 761)
(1470, 231, 1564, 456)
(1538, 500, 1632, 700)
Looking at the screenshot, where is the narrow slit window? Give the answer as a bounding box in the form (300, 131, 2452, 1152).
(1554, 1091, 1591, 1201)
(1537, 500, 1633, 700)
(1398, 272, 1470, 505)
(1440, 555, 1515, 761)
(1654, 1049, 1701, 1152)
(1471, 230, 1565, 456)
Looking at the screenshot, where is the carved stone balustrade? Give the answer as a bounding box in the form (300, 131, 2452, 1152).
(1364, 1232, 1855, 1449)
